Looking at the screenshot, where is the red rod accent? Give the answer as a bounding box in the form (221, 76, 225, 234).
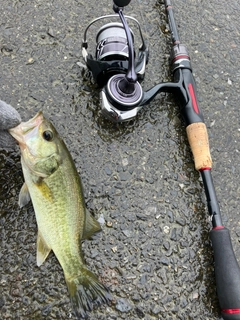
(172, 54, 189, 62)
(173, 41, 180, 45)
(188, 83, 199, 114)
(212, 226, 224, 230)
(199, 167, 211, 171)
(222, 309, 240, 314)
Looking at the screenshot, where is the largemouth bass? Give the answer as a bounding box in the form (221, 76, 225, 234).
(9, 112, 111, 319)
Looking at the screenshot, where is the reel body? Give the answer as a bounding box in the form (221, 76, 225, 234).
(82, 14, 149, 88)
(82, 7, 149, 122)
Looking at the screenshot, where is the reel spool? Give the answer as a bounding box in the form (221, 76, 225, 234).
(96, 22, 134, 62)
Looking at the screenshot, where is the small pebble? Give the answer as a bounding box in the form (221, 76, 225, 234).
(115, 298, 133, 312)
(163, 226, 170, 234)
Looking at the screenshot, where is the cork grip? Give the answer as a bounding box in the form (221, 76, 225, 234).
(186, 122, 212, 170)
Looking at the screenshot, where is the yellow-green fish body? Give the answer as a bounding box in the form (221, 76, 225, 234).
(9, 112, 111, 319)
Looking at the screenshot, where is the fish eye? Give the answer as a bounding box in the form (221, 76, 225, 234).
(42, 130, 53, 141)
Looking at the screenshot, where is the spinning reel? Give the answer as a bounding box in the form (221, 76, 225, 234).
(82, 0, 203, 126)
(82, 0, 149, 121)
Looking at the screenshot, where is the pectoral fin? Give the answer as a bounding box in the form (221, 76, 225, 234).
(18, 182, 31, 208)
(82, 209, 102, 239)
(37, 231, 51, 267)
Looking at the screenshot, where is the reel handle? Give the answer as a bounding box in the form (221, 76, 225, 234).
(106, 0, 139, 106)
(113, 4, 137, 93)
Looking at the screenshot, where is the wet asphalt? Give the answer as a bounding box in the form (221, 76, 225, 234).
(0, 0, 240, 319)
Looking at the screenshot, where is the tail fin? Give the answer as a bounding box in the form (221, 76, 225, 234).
(65, 267, 112, 319)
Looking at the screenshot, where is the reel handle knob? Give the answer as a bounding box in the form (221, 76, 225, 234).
(113, 0, 131, 7)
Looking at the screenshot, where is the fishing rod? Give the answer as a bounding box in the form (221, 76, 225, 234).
(81, 0, 240, 318)
(164, 1, 240, 319)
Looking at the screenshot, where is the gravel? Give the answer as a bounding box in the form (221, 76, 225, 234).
(1, 0, 240, 319)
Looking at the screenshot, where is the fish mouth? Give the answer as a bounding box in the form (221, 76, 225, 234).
(9, 111, 44, 145)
